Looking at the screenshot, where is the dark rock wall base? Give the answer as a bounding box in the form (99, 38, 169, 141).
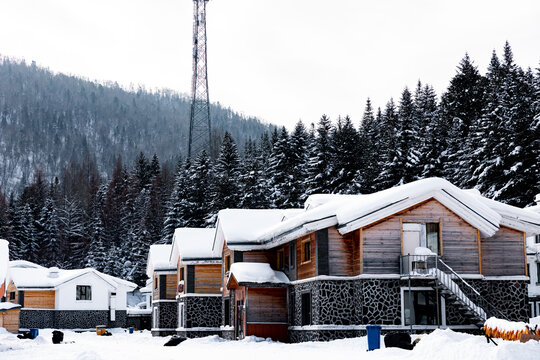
(19, 310, 127, 329)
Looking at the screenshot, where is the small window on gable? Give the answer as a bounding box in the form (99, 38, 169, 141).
(301, 239, 311, 263)
(225, 255, 231, 273)
(277, 249, 284, 270)
(9, 291, 15, 301)
(76, 285, 92, 301)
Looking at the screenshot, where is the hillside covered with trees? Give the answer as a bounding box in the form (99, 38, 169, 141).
(0, 56, 271, 192)
(0, 42, 538, 285)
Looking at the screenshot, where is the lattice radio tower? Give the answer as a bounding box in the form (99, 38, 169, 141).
(188, 0, 211, 158)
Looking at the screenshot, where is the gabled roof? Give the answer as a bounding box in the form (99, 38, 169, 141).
(146, 244, 174, 278)
(8, 261, 136, 291)
(170, 227, 220, 264)
(227, 262, 289, 288)
(218, 178, 540, 251)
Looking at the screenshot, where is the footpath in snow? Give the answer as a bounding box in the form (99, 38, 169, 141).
(1, 327, 539, 360)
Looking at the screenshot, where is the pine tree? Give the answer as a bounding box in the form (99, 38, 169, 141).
(20, 203, 37, 262)
(184, 150, 213, 227)
(358, 99, 379, 193)
(38, 196, 61, 266)
(161, 158, 189, 243)
(240, 139, 267, 209)
(329, 116, 361, 193)
(289, 121, 310, 205)
(0, 191, 10, 241)
(376, 99, 400, 190)
(416, 84, 443, 178)
(306, 115, 334, 195)
(86, 185, 108, 271)
(268, 127, 294, 208)
(210, 132, 241, 219)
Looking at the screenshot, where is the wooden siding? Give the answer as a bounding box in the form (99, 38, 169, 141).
(222, 244, 233, 297)
(23, 291, 55, 309)
(362, 198, 481, 274)
(165, 274, 176, 299)
(0, 308, 20, 333)
(153, 274, 176, 300)
(327, 226, 356, 276)
(243, 251, 274, 264)
(297, 233, 316, 280)
(246, 288, 287, 323)
(481, 226, 526, 276)
(194, 264, 222, 293)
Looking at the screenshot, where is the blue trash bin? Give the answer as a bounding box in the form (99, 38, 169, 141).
(128, 327, 134, 334)
(366, 325, 381, 351)
(29, 328, 39, 339)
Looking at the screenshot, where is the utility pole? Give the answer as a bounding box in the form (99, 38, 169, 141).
(188, 0, 212, 158)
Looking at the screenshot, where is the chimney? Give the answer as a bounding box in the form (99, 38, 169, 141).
(48, 267, 60, 278)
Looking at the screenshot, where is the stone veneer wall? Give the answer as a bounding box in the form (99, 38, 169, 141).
(19, 309, 127, 329)
(152, 301, 178, 336)
(179, 296, 221, 328)
(288, 278, 529, 342)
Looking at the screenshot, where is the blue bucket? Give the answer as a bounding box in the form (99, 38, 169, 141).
(128, 327, 134, 334)
(29, 328, 39, 339)
(366, 325, 381, 351)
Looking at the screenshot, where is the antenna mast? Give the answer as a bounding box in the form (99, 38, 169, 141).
(188, 0, 211, 158)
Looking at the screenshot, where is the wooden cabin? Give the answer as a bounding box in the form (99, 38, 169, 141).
(146, 244, 177, 336)
(0, 302, 21, 333)
(216, 178, 540, 342)
(170, 227, 222, 338)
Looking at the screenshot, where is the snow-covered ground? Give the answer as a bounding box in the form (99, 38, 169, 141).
(1, 328, 539, 360)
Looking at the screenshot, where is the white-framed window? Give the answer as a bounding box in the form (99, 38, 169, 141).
(76, 285, 92, 301)
(400, 287, 445, 326)
(402, 223, 440, 255)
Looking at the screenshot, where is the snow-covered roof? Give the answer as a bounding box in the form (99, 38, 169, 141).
(8, 261, 136, 291)
(228, 262, 289, 286)
(219, 178, 540, 251)
(0, 301, 21, 311)
(217, 209, 303, 245)
(170, 228, 220, 264)
(146, 244, 174, 278)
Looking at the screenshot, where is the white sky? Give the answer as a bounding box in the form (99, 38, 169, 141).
(0, 0, 539, 129)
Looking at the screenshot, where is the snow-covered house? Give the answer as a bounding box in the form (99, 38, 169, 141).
(170, 227, 222, 338)
(0, 239, 22, 333)
(146, 244, 177, 336)
(525, 194, 540, 317)
(6, 260, 136, 329)
(216, 178, 540, 342)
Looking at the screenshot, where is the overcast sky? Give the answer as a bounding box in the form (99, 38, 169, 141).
(1, 0, 539, 129)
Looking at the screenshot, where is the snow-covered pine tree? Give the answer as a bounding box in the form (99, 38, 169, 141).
(268, 127, 294, 208)
(329, 116, 361, 194)
(104, 157, 127, 250)
(58, 197, 87, 268)
(0, 191, 10, 241)
(210, 132, 241, 220)
(398, 87, 421, 184)
(86, 185, 108, 272)
(161, 157, 188, 243)
(289, 121, 310, 206)
(184, 150, 213, 227)
(306, 115, 334, 195)
(376, 99, 400, 190)
(38, 196, 61, 267)
(358, 99, 379, 193)
(439, 53, 487, 186)
(20, 203, 37, 262)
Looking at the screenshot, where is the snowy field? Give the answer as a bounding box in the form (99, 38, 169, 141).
(1, 328, 539, 360)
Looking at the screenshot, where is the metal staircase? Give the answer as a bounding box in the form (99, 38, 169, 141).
(401, 255, 506, 328)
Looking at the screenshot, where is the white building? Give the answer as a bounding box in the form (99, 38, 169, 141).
(6, 260, 136, 329)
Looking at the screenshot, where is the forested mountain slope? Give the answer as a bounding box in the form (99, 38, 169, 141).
(0, 57, 270, 192)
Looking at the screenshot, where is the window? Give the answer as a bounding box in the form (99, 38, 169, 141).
(425, 223, 439, 255)
(224, 298, 231, 326)
(301, 292, 312, 326)
(76, 285, 92, 301)
(9, 291, 15, 301)
(302, 239, 311, 263)
(225, 255, 231, 273)
(289, 241, 296, 269)
(527, 264, 531, 283)
(536, 235, 540, 244)
(277, 249, 284, 270)
(179, 267, 184, 281)
(402, 222, 440, 255)
(537, 263, 540, 285)
(154, 277, 158, 289)
(403, 289, 440, 325)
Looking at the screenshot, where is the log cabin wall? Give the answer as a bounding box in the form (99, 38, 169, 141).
(297, 233, 316, 280)
(361, 198, 481, 274)
(194, 264, 222, 293)
(481, 226, 526, 276)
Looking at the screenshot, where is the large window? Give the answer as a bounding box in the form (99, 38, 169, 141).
(76, 285, 92, 301)
(301, 292, 312, 326)
(403, 289, 440, 326)
(402, 222, 440, 255)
